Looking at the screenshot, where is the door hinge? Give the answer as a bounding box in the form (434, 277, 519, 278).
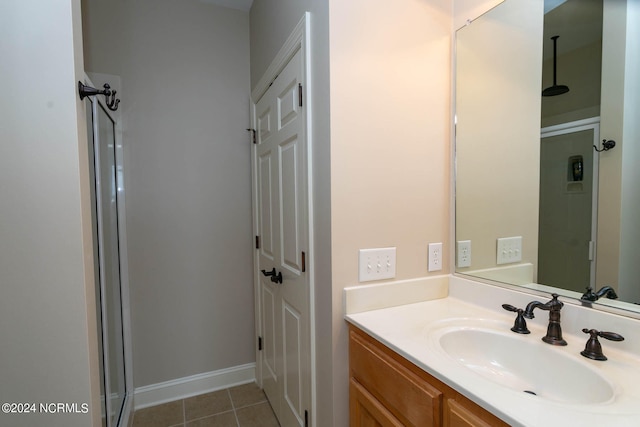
(298, 83, 303, 107)
(305, 410, 309, 427)
(255, 236, 260, 249)
(246, 128, 256, 144)
(258, 336, 263, 351)
(301, 251, 306, 273)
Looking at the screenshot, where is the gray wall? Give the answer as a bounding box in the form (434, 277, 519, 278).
(0, 0, 100, 425)
(249, 1, 333, 424)
(83, 0, 254, 387)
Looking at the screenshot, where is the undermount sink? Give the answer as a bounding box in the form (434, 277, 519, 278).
(431, 325, 614, 405)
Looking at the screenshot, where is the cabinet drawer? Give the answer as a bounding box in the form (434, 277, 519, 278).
(350, 378, 404, 427)
(444, 395, 509, 427)
(350, 329, 443, 427)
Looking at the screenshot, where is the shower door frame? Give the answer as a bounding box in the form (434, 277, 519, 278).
(85, 75, 134, 427)
(540, 116, 601, 289)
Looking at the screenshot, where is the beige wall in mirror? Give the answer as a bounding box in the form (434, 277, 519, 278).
(456, 0, 543, 284)
(455, 0, 640, 313)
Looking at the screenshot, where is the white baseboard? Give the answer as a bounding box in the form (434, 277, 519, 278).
(133, 363, 256, 410)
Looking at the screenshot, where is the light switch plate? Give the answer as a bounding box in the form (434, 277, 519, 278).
(496, 236, 522, 265)
(359, 247, 396, 282)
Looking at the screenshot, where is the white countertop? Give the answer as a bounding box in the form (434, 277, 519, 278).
(344, 275, 640, 427)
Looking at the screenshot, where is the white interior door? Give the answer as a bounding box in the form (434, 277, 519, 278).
(539, 120, 600, 292)
(254, 48, 311, 427)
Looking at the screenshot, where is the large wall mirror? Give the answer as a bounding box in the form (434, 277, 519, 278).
(455, 0, 640, 313)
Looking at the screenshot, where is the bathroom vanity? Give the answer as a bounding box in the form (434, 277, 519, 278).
(345, 276, 640, 427)
(349, 324, 508, 426)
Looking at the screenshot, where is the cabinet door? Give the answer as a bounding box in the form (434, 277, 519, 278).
(349, 326, 510, 427)
(350, 378, 403, 427)
(349, 329, 443, 426)
(445, 399, 493, 427)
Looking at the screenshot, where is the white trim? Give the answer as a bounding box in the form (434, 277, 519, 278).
(300, 14, 317, 427)
(133, 363, 256, 410)
(540, 116, 601, 136)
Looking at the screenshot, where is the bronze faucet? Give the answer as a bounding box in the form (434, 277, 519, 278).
(523, 293, 567, 346)
(581, 286, 618, 302)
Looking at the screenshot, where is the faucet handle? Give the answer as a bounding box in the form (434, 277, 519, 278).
(502, 304, 530, 334)
(580, 328, 625, 361)
(550, 293, 563, 306)
(581, 287, 597, 301)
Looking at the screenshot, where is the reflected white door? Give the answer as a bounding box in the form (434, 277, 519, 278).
(539, 123, 599, 292)
(254, 48, 311, 427)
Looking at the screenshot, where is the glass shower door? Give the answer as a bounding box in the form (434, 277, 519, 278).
(85, 96, 128, 427)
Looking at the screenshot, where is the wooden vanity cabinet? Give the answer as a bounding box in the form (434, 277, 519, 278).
(349, 325, 510, 427)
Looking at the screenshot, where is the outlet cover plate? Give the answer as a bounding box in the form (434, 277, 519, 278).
(428, 242, 443, 272)
(456, 240, 472, 268)
(359, 247, 396, 282)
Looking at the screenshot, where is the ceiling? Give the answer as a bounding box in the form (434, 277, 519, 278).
(543, 0, 602, 59)
(199, 0, 253, 12)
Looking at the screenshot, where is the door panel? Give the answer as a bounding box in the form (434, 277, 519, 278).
(284, 302, 302, 417)
(259, 152, 275, 259)
(254, 47, 309, 427)
(259, 107, 272, 141)
(278, 80, 300, 129)
(262, 283, 277, 380)
(280, 137, 302, 273)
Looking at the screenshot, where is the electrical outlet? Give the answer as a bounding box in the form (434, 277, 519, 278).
(428, 243, 443, 272)
(359, 247, 396, 282)
(456, 240, 471, 268)
(497, 236, 522, 265)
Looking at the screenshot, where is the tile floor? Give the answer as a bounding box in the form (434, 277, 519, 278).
(132, 383, 280, 427)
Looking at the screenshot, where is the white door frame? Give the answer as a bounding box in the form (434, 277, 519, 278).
(250, 12, 315, 425)
(541, 116, 601, 288)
